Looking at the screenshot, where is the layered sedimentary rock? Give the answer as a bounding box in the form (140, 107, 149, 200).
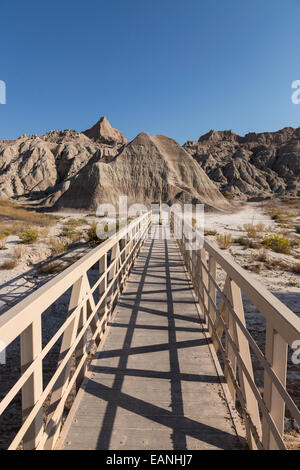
(54, 132, 229, 211)
(183, 127, 300, 198)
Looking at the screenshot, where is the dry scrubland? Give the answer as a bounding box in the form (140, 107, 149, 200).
(204, 198, 300, 448)
(205, 198, 300, 291)
(0, 200, 123, 310)
(0, 199, 299, 448)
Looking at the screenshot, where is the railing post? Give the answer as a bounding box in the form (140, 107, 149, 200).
(20, 318, 43, 449)
(227, 279, 261, 449)
(44, 276, 83, 449)
(208, 254, 217, 337)
(262, 323, 288, 449)
(75, 297, 87, 391)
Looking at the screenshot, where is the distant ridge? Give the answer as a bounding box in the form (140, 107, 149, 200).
(184, 126, 300, 199)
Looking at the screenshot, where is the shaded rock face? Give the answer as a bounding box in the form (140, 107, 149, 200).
(184, 127, 300, 198)
(0, 119, 126, 201)
(54, 133, 229, 211)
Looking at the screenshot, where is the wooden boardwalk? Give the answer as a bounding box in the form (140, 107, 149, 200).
(60, 227, 243, 450)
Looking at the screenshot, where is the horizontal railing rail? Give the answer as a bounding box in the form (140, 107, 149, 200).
(0, 212, 151, 450)
(171, 213, 300, 450)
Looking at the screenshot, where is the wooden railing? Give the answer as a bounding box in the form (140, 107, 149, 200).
(0, 212, 150, 450)
(171, 212, 300, 450)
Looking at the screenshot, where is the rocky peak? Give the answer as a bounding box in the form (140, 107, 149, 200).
(198, 129, 240, 143)
(83, 116, 128, 145)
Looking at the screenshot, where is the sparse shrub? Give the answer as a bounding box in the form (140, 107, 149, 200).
(205, 230, 217, 236)
(245, 263, 262, 274)
(39, 227, 50, 238)
(235, 237, 260, 249)
(59, 227, 73, 238)
(87, 222, 99, 244)
(37, 261, 63, 275)
(295, 225, 300, 234)
(221, 190, 235, 200)
(0, 234, 7, 250)
(243, 224, 258, 238)
(0, 258, 18, 270)
(216, 233, 233, 249)
(49, 237, 69, 255)
(12, 245, 24, 259)
(243, 223, 265, 238)
(256, 249, 269, 263)
(19, 230, 38, 244)
(262, 234, 291, 255)
(63, 218, 86, 228)
(292, 262, 300, 274)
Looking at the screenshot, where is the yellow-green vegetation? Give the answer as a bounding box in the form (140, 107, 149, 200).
(19, 230, 38, 244)
(87, 219, 121, 244)
(216, 233, 233, 249)
(87, 222, 104, 244)
(49, 236, 69, 255)
(262, 234, 291, 255)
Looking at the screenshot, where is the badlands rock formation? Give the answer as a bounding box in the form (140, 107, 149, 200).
(54, 132, 229, 211)
(0, 118, 228, 211)
(0, 118, 127, 204)
(183, 127, 300, 199)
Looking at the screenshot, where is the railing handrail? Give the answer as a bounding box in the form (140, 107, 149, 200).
(0, 212, 149, 346)
(172, 212, 300, 450)
(180, 216, 300, 345)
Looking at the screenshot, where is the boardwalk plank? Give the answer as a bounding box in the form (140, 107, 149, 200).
(61, 228, 244, 450)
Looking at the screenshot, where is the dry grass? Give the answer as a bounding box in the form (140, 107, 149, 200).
(204, 230, 218, 236)
(0, 235, 7, 250)
(243, 223, 265, 238)
(256, 249, 269, 263)
(234, 237, 260, 249)
(244, 263, 262, 274)
(292, 262, 300, 274)
(12, 245, 24, 259)
(0, 199, 57, 226)
(0, 258, 18, 270)
(36, 260, 64, 275)
(216, 233, 233, 249)
(63, 218, 87, 228)
(49, 237, 69, 255)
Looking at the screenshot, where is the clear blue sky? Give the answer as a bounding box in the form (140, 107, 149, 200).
(1, 0, 300, 143)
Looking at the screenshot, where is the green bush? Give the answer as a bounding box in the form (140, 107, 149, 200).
(19, 230, 38, 244)
(262, 234, 291, 254)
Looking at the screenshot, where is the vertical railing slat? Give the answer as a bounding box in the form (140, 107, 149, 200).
(20, 318, 43, 450)
(262, 323, 288, 449)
